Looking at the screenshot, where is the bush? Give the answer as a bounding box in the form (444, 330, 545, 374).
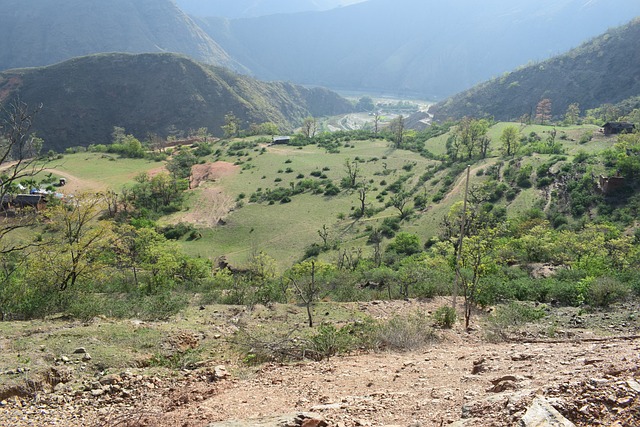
(66, 290, 189, 321)
(308, 324, 354, 360)
(433, 306, 456, 328)
(324, 183, 341, 196)
(484, 302, 546, 341)
(380, 216, 401, 238)
(375, 311, 436, 351)
(159, 222, 195, 240)
(303, 243, 323, 259)
(587, 276, 629, 308)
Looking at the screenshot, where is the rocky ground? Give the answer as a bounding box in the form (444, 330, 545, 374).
(1, 299, 639, 427)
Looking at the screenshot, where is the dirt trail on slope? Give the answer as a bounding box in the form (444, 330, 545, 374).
(171, 162, 240, 227)
(42, 168, 108, 194)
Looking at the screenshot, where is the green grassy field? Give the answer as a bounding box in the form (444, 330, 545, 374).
(50, 122, 616, 271)
(41, 152, 163, 190)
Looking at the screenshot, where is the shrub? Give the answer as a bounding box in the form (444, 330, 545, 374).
(159, 222, 195, 240)
(587, 276, 629, 308)
(149, 348, 202, 370)
(375, 311, 436, 351)
(433, 306, 456, 328)
(323, 183, 341, 196)
(380, 216, 401, 238)
(484, 302, 546, 341)
(308, 324, 354, 360)
(579, 131, 593, 144)
(303, 243, 323, 259)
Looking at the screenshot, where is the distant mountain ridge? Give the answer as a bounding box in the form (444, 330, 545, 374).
(0, 0, 242, 72)
(200, 0, 640, 98)
(2, 0, 640, 99)
(429, 18, 640, 122)
(0, 53, 353, 151)
(175, 0, 366, 18)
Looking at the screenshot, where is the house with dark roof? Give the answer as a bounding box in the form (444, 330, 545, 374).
(602, 122, 635, 136)
(1, 194, 46, 211)
(272, 136, 291, 145)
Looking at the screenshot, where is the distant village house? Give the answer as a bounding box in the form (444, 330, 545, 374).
(272, 136, 291, 145)
(1, 194, 47, 212)
(602, 122, 635, 136)
(599, 175, 625, 194)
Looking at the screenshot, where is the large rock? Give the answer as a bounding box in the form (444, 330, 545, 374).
(520, 397, 575, 427)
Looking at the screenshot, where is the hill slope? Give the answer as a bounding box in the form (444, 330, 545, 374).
(429, 18, 640, 121)
(199, 0, 640, 98)
(175, 0, 365, 18)
(0, 0, 241, 72)
(0, 53, 353, 151)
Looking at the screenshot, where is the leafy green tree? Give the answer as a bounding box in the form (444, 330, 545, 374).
(458, 226, 503, 329)
(194, 127, 212, 142)
(446, 118, 490, 161)
(126, 173, 188, 215)
(301, 117, 318, 138)
(390, 190, 412, 219)
(249, 122, 279, 136)
(222, 112, 241, 138)
(499, 125, 520, 157)
(286, 260, 334, 327)
(564, 103, 581, 125)
(623, 109, 640, 127)
(355, 96, 375, 112)
(247, 251, 282, 304)
(396, 256, 432, 299)
(613, 132, 640, 180)
(387, 232, 421, 256)
(29, 194, 114, 291)
(167, 149, 197, 181)
(109, 127, 145, 158)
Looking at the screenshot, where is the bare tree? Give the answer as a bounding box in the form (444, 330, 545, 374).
(288, 260, 321, 327)
(389, 115, 405, 148)
(357, 181, 369, 218)
(536, 98, 552, 125)
(317, 224, 330, 249)
(373, 112, 382, 135)
(0, 99, 47, 252)
(342, 158, 360, 189)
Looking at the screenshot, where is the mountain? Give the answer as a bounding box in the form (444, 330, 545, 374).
(199, 0, 640, 98)
(429, 18, 640, 122)
(0, 0, 241, 72)
(175, 0, 367, 18)
(0, 53, 354, 152)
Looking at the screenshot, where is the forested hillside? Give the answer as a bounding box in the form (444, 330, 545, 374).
(0, 53, 353, 151)
(430, 18, 640, 122)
